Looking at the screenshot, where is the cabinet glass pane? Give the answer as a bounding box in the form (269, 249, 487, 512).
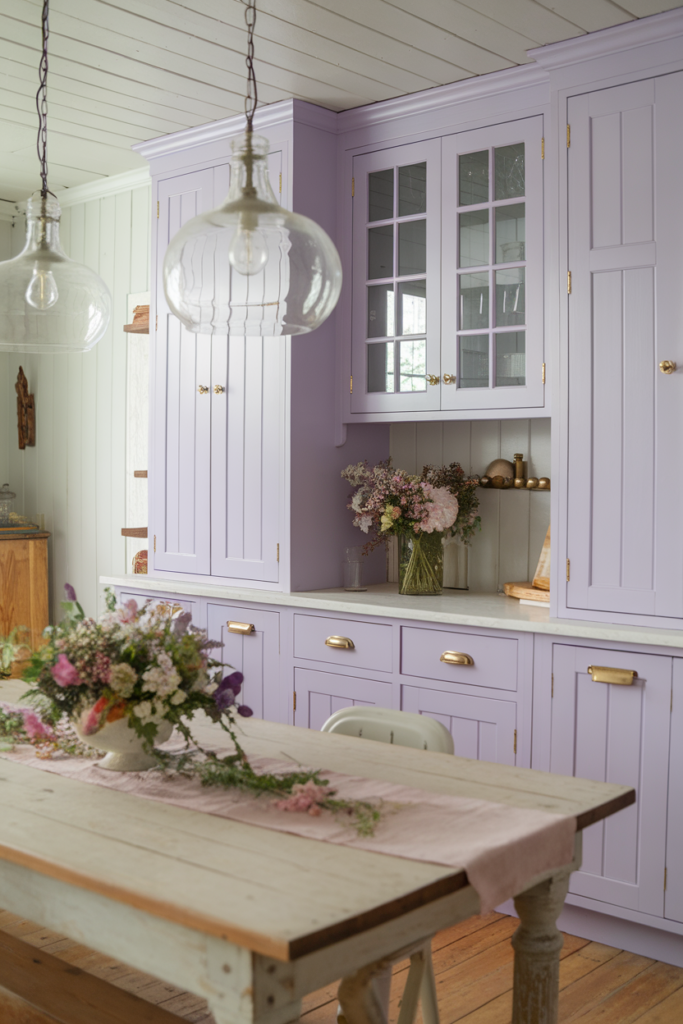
(397, 281, 426, 336)
(458, 335, 489, 388)
(368, 284, 394, 338)
(496, 332, 525, 386)
(368, 225, 393, 280)
(459, 272, 489, 329)
(399, 339, 427, 391)
(368, 342, 395, 392)
(398, 220, 426, 276)
(495, 268, 525, 326)
(369, 168, 394, 222)
(459, 209, 489, 268)
(398, 163, 427, 216)
(495, 204, 525, 264)
(459, 151, 488, 206)
(495, 143, 525, 200)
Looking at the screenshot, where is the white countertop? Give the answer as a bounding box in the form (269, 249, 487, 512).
(100, 576, 683, 650)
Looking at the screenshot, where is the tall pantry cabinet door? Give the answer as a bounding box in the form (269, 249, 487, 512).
(550, 645, 671, 916)
(665, 658, 683, 924)
(153, 169, 214, 575)
(566, 73, 683, 619)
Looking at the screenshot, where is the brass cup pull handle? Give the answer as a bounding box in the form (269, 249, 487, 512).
(325, 635, 355, 650)
(440, 651, 474, 666)
(426, 374, 440, 386)
(442, 374, 456, 385)
(660, 361, 677, 374)
(227, 621, 255, 635)
(588, 665, 636, 685)
(198, 384, 209, 394)
(214, 385, 225, 394)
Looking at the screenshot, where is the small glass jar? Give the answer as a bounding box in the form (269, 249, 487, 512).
(0, 483, 16, 525)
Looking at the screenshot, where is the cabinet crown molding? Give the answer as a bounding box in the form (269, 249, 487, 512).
(528, 7, 683, 71)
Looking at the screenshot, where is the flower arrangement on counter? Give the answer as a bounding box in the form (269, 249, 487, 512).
(421, 462, 481, 545)
(0, 586, 381, 835)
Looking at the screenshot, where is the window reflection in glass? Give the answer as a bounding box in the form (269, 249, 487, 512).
(458, 335, 489, 388)
(459, 209, 489, 268)
(459, 150, 488, 206)
(368, 341, 395, 393)
(368, 225, 393, 280)
(399, 339, 427, 391)
(496, 332, 525, 386)
(368, 169, 394, 222)
(495, 204, 525, 264)
(495, 268, 525, 326)
(495, 143, 525, 200)
(367, 284, 394, 338)
(398, 220, 426, 276)
(459, 272, 489, 330)
(398, 281, 426, 335)
(398, 163, 427, 216)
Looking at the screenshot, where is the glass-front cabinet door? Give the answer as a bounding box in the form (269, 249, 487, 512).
(351, 140, 441, 413)
(441, 117, 544, 411)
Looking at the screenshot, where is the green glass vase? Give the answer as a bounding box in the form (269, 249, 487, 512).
(398, 532, 443, 596)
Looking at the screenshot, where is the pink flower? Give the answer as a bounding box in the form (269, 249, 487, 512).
(80, 696, 110, 736)
(118, 599, 138, 624)
(274, 780, 331, 815)
(51, 654, 81, 688)
(22, 710, 55, 742)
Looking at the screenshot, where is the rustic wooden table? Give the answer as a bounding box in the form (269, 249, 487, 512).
(0, 686, 634, 1024)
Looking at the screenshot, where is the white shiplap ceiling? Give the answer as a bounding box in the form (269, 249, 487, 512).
(1, 0, 681, 203)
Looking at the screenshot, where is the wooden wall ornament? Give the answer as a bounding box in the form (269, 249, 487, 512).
(15, 367, 35, 450)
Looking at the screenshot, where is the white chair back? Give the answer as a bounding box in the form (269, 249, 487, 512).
(321, 706, 454, 754)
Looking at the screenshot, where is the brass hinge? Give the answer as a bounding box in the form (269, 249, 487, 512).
(154, 534, 157, 553)
(155, 314, 158, 331)
(542, 362, 546, 384)
(351, 176, 355, 198)
(566, 558, 571, 582)
(567, 124, 571, 148)
(350, 375, 353, 394)
(279, 172, 282, 194)
(541, 137, 545, 160)
(665, 866, 668, 891)
(157, 200, 159, 218)
(567, 271, 572, 294)
(551, 673, 554, 699)
(277, 543, 280, 563)
(513, 729, 517, 756)
(293, 691, 297, 712)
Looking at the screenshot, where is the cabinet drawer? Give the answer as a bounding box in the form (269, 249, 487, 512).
(293, 614, 393, 673)
(401, 626, 517, 691)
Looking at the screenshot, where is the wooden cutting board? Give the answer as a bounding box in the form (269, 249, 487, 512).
(503, 581, 550, 603)
(533, 525, 550, 591)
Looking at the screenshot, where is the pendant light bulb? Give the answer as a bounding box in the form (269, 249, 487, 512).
(25, 265, 59, 310)
(228, 214, 269, 276)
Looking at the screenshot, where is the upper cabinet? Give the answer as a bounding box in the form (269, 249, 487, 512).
(348, 115, 545, 420)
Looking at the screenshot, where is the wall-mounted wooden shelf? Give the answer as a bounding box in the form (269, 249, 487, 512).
(121, 527, 147, 538)
(133, 470, 148, 478)
(123, 305, 149, 334)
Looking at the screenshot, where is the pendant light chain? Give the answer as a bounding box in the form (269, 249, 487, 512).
(244, 0, 258, 133)
(35, 0, 50, 198)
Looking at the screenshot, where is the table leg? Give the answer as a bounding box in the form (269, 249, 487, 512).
(338, 957, 392, 1024)
(511, 869, 571, 1024)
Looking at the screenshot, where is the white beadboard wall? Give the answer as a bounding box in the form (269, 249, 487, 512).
(390, 419, 551, 592)
(0, 178, 151, 621)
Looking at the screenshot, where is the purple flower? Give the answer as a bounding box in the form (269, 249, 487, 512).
(173, 611, 192, 636)
(237, 705, 253, 718)
(213, 671, 244, 712)
(64, 583, 77, 602)
(51, 654, 81, 688)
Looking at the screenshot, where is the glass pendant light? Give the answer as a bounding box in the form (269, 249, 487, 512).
(163, 0, 342, 337)
(0, 1, 111, 354)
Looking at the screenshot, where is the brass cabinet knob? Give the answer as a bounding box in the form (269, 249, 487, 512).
(442, 374, 456, 385)
(588, 665, 636, 685)
(440, 650, 474, 666)
(426, 374, 440, 385)
(227, 620, 255, 635)
(325, 635, 355, 650)
(214, 385, 225, 394)
(660, 360, 677, 374)
(197, 384, 209, 394)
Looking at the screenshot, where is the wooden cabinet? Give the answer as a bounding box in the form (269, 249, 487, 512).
(0, 533, 49, 652)
(564, 72, 683, 623)
(206, 603, 280, 721)
(349, 116, 544, 418)
(549, 643, 671, 916)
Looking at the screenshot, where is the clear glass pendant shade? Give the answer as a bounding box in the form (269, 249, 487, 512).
(163, 134, 342, 336)
(0, 194, 111, 354)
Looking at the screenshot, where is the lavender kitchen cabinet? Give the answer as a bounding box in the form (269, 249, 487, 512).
(401, 685, 517, 766)
(665, 658, 683, 925)
(564, 72, 683, 623)
(206, 603, 280, 722)
(550, 643, 671, 917)
(293, 667, 393, 730)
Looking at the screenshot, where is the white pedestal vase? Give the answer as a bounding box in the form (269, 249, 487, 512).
(74, 715, 173, 771)
(443, 536, 469, 590)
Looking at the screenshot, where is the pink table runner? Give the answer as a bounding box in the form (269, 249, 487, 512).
(1, 742, 576, 914)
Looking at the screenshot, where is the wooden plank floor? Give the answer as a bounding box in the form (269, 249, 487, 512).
(2, 910, 683, 1024)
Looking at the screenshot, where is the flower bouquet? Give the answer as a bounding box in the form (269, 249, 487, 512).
(341, 460, 458, 595)
(421, 463, 481, 589)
